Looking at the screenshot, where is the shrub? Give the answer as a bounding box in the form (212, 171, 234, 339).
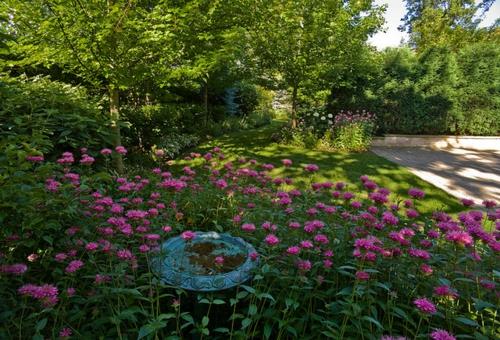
(329, 111, 376, 152)
(0, 148, 498, 339)
(121, 103, 205, 150)
(153, 133, 200, 160)
(234, 82, 259, 116)
(332, 45, 500, 136)
(0, 75, 111, 158)
(281, 108, 375, 152)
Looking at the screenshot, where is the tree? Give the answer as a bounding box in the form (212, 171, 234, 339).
(2, 0, 179, 172)
(161, 0, 251, 124)
(244, 0, 384, 127)
(400, 0, 496, 50)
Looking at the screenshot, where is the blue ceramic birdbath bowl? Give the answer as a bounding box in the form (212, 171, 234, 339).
(154, 231, 258, 291)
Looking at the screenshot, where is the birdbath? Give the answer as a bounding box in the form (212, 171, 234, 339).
(154, 231, 258, 291)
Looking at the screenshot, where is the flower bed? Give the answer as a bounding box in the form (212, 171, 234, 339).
(0, 146, 498, 339)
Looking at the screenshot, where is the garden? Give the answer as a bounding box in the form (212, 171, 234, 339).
(1, 1, 499, 339)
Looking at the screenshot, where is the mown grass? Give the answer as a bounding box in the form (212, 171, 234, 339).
(178, 121, 464, 215)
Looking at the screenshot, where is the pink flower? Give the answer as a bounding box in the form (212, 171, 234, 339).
(420, 264, 433, 275)
(264, 234, 280, 246)
(300, 240, 314, 249)
(54, 253, 68, 262)
(355, 271, 370, 281)
(181, 231, 196, 241)
(482, 200, 496, 208)
(408, 188, 425, 199)
(214, 256, 224, 265)
(406, 209, 419, 218)
(100, 148, 112, 155)
(323, 259, 333, 269)
(26, 155, 44, 162)
(0, 263, 28, 275)
(249, 252, 258, 261)
(66, 288, 76, 297)
(95, 274, 111, 284)
(286, 246, 300, 255)
(59, 327, 72, 338)
(282, 159, 293, 167)
(314, 234, 329, 244)
(382, 211, 399, 226)
(80, 154, 95, 165)
(162, 225, 172, 233)
(433, 285, 458, 299)
(139, 244, 150, 253)
(413, 297, 436, 314)
(18, 284, 59, 307)
(241, 223, 256, 232)
(460, 198, 475, 206)
(296, 259, 312, 271)
(304, 164, 319, 172)
(445, 231, 473, 247)
(115, 146, 127, 155)
(116, 249, 134, 261)
(65, 260, 84, 273)
(85, 242, 99, 251)
(430, 329, 456, 340)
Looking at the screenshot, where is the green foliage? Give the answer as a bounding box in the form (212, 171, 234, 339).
(155, 133, 200, 160)
(0, 75, 111, 157)
(121, 103, 205, 150)
(234, 82, 259, 116)
(0, 136, 495, 338)
(329, 113, 376, 152)
(281, 108, 375, 152)
(332, 44, 500, 136)
(245, 0, 384, 123)
(401, 0, 496, 49)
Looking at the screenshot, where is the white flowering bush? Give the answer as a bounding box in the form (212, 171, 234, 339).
(282, 108, 376, 152)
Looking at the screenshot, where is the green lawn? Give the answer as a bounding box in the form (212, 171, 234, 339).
(180, 122, 463, 214)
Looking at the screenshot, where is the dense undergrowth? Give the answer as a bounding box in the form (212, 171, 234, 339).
(0, 146, 498, 339)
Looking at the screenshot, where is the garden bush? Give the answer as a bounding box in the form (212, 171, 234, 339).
(329, 111, 376, 152)
(329, 45, 500, 136)
(0, 147, 498, 339)
(0, 75, 111, 158)
(121, 103, 205, 150)
(282, 108, 376, 152)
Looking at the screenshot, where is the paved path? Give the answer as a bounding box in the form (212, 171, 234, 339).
(371, 147, 500, 203)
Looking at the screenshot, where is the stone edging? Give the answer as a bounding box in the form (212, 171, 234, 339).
(372, 135, 500, 151)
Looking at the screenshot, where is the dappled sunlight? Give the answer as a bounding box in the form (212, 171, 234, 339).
(373, 147, 500, 203)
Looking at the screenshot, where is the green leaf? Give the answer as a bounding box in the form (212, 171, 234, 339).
(240, 285, 256, 294)
(264, 323, 272, 339)
(158, 313, 176, 320)
(241, 318, 252, 329)
(213, 327, 229, 333)
(35, 318, 47, 332)
(248, 304, 257, 315)
(202, 316, 209, 327)
(361, 316, 382, 329)
(181, 314, 194, 324)
(138, 320, 167, 339)
(455, 317, 479, 327)
(212, 299, 225, 305)
(257, 292, 275, 302)
(472, 298, 496, 312)
(236, 291, 249, 299)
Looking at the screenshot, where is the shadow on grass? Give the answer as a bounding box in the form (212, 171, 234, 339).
(183, 122, 463, 214)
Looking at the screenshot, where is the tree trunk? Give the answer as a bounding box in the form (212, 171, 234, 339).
(204, 80, 209, 126)
(291, 85, 298, 128)
(109, 86, 124, 173)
